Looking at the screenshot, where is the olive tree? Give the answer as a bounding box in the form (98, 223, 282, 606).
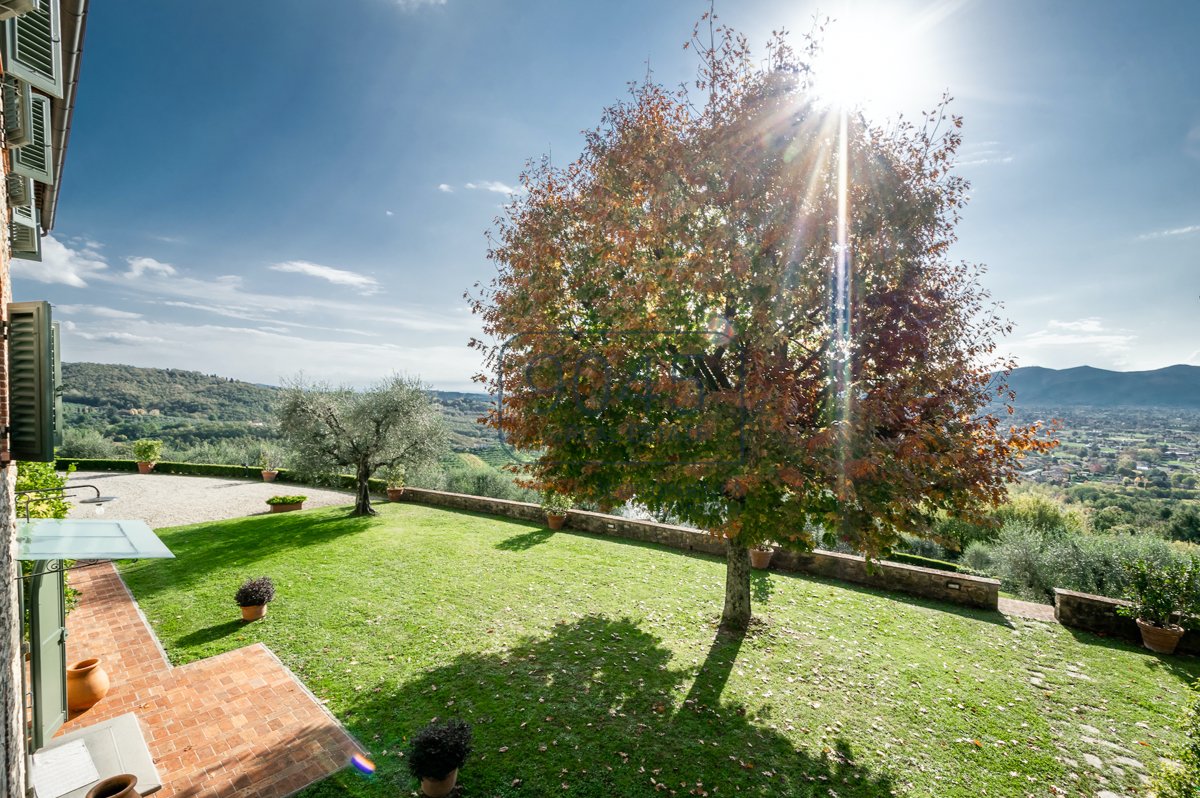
(277, 374, 448, 515)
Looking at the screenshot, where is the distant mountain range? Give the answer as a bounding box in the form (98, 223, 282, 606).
(1004, 365, 1200, 409)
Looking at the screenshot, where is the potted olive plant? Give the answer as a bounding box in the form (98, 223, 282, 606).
(407, 718, 472, 797)
(266, 495, 307, 513)
(383, 465, 406, 502)
(750, 542, 775, 569)
(1117, 557, 1199, 654)
(133, 439, 163, 475)
(236, 576, 275, 621)
(540, 492, 572, 530)
(258, 446, 281, 482)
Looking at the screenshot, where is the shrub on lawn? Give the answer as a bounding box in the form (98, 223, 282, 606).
(235, 576, 276, 607)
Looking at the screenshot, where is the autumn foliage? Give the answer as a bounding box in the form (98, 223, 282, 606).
(469, 17, 1054, 628)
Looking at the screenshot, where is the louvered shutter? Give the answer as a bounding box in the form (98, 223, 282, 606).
(2, 75, 32, 147)
(11, 92, 51, 184)
(8, 300, 56, 461)
(3, 0, 63, 98)
(10, 199, 40, 261)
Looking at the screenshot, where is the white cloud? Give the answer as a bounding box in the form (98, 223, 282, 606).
(76, 331, 165, 345)
(269, 260, 381, 294)
(126, 256, 178, 278)
(395, 0, 446, 9)
(56, 304, 143, 320)
(385, 210, 395, 216)
(1137, 224, 1200, 240)
(1017, 317, 1137, 368)
(464, 180, 522, 195)
(438, 183, 454, 193)
(12, 235, 108, 287)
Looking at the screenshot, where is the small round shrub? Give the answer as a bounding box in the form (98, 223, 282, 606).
(540, 492, 573, 514)
(235, 576, 275, 607)
(265, 495, 307, 505)
(132, 439, 163, 464)
(406, 718, 472, 781)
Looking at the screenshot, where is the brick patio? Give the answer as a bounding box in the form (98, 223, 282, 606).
(57, 563, 362, 797)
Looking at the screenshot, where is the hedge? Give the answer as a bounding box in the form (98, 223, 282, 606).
(885, 552, 961, 573)
(55, 458, 389, 494)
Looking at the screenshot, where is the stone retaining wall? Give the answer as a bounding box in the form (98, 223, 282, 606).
(400, 487, 999, 610)
(1053, 588, 1199, 655)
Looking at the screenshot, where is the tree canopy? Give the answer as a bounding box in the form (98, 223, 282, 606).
(470, 19, 1053, 629)
(278, 375, 448, 515)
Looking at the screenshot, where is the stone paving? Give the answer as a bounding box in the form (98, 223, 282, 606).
(58, 562, 362, 797)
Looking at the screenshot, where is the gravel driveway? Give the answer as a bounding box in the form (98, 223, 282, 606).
(65, 470, 357, 529)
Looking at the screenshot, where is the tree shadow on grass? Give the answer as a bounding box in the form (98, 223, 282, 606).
(1063, 628, 1200, 681)
(119, 509, 379, 600)
(750, 570, 775, 604)
(176, 619, 246, 648)
(494, 528, 555, 552)
(297, 615, 895, 798)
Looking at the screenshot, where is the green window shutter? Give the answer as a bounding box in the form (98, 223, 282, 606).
(2, 0, 63, 98)
(6, 173, 31, 206)
(8, 300, 56, 461)
(10, 199, 41, 261)
(11, 91, 51, 184)
(25, 561, 67, 750)
(2, 75, 33, 147)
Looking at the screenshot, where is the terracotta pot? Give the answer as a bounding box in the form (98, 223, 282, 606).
(750, 548, 774, 569)
(546, 513, 566, 530)
(1136, 618, 1185, 654)
(420, 769, 458, 798)
(66, 658, 110, 711)
(241, 604, 268, 622)
(136, 461, 154, 475)
(387, 487, 405, 501)
(262, 470, 278, 482)
(86, 774, 138, 798)
(270, 502, 303, 513)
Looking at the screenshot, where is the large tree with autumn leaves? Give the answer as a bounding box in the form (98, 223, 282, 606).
(469, 19, 1052, 631)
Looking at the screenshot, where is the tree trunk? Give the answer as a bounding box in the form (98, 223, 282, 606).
(720, 540, 751, 632)
(353, 463, 376, 516)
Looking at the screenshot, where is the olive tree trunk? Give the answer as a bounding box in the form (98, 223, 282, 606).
(353, 462, 376, 516)
(720, 541, 751, 631)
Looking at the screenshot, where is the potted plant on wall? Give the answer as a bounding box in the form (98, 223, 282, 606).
(266, 495, 307, 513)
(750, 542, 775, 569)
(406, 718, 472, 798)
(1117, 557, 1199, 654)
(383, 465, 406, 502)
(236, 576, 276, 621)
(541, 492, 572, 530)
(132, 439, 163, 475)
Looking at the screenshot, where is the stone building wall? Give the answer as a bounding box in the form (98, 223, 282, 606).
(399, 488, 1000, 610)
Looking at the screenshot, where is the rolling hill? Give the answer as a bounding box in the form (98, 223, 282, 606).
(1004, 364, 1200, 409)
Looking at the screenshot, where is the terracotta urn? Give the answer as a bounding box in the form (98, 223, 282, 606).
(749, 548, 774, 569)
(1136, 618, 1185, 654)
(420, 769, 458, 798)
(66, 658, 110, 711)
(241, 604, 268, 622)
(136, 461, 154, 475)
(86, 774, 138, 798)
(262, 469, 278, 482)
(546, 513, 566, 531)
(387, 487, 404, 501)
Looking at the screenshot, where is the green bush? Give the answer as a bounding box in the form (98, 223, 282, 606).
(540, 492, 573, 514)
(266, 495, 307, 505)
(1152, 685, 1200, 797)
(1116, 557, 1200, 628)
(59, 428, 127, 459)
(967, 522, 1189, 603)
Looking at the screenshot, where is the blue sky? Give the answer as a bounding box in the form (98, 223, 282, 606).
(13, 0, 1200, 390)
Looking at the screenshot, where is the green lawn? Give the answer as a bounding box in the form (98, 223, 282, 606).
(119, 503, 1199, 797)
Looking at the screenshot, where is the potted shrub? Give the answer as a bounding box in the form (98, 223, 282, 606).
(750, 542, 774, 569)
(266, 495, 307, 513)
(383, 465, 406, 502)
(132, 439, 163, 475)
(236, 576, 276, 621)
(258, 447, 280, 482)
(1117, 557, 1199, 654)
(540, 492, 572, 530)
(407, 718, 472, 798)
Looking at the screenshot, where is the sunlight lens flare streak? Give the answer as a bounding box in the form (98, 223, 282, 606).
(832, 108, 853, 491)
